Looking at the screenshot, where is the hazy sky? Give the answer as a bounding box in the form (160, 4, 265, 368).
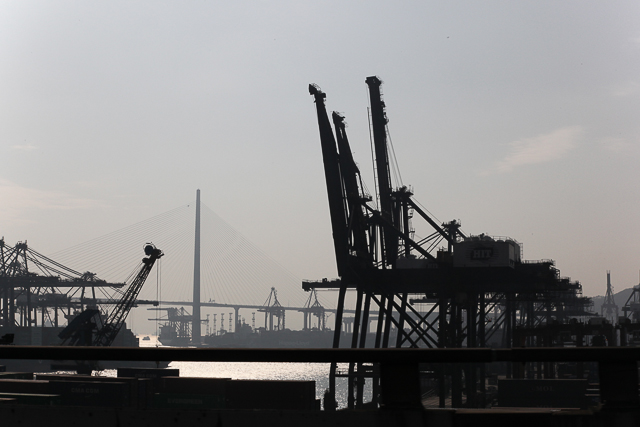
(2, 1, 640, 304)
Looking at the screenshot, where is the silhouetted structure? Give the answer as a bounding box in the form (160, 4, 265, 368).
(0, 238, 159, 349)
(307, 77, 593, 408)
(192, 189, 202, 344)
(600, 271, 619, 323)
(260, 287, 285, 331)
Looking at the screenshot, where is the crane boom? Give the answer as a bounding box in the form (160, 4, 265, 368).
(59, 244, 163, 347)
(366, 76, 398, 267)
(332, 112, 371, 267)
(92, 244, 163, 346)
(309, 84, 350, 276)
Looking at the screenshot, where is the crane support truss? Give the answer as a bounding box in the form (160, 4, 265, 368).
(0, 238, 126, 332)
(307, 78, 592, 409)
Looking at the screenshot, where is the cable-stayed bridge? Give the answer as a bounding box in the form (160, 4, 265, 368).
(49, 198, 336, 333)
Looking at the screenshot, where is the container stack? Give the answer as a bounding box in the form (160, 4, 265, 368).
(0, 369, 320, 411)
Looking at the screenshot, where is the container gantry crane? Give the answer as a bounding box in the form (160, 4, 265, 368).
(308, 77, 589, 409)
(0, 238, 127, 330)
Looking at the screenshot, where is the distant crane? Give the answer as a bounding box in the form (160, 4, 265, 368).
(0, 238, 127, 330)
(259, 287, 285, 331)
(148, 307, 193, 347)
(301, 289, 326, 330)
(622, 272, 640, 320)
(59, 244, 164, 347)
(601, 271, 619, 323)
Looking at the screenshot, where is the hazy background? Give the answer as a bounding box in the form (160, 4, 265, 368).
(2, 1, 639, 332)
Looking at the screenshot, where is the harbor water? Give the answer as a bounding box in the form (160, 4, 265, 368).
(91, 336, 368, 409)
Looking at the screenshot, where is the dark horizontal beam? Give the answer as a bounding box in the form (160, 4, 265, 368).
(2, 346, 640, 364)
(506, 347, 640, 362)
(0, 282, 125, 289)
(303, 264, 576, 295)
(0, 346, 493, 363)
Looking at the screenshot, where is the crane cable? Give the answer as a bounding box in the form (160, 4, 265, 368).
(155, 257, 161, 347)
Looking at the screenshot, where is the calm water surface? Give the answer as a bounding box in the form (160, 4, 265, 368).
(94, 336, 368, 409)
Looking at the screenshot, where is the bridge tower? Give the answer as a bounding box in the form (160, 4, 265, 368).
(192, 189, 202, 344)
